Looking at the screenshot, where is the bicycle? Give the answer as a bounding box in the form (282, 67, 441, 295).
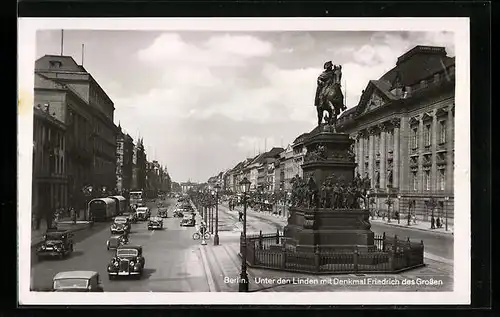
(192, 229, 211, 240)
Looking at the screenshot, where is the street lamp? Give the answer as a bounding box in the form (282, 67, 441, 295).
(214, 183, 221, 246)
(397, 194, 401, 224)
(239, 177, 251, 292)
(444, 196, 449, 231)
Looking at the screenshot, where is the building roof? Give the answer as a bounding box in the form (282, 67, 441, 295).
(337, 45, 455, 127)
(53, 271, 98, 280)
(35, 55, 115, 109)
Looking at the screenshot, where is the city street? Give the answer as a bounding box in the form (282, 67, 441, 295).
(31, 199, 210, 292)
(30, 198, 454, 292)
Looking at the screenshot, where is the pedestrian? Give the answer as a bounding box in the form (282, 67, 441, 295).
(436, 217, 441, 228)
(431, 216, 436, 229)
(238, 211, 243, 221)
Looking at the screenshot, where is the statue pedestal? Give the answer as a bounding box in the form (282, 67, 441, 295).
(283, 207, 375, 253)
(284, 128, 376, 253)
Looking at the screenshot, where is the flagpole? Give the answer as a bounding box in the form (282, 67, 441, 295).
(60, 30, 64, 56)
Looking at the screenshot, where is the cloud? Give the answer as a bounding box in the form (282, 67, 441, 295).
(52, 30, 453, 182)
(204, 34, 273, 57)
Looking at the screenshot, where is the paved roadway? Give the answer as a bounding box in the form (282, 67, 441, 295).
(215, 203, 454, 261)
(31, 198, 210, 292)
(30, 198, 453, 292)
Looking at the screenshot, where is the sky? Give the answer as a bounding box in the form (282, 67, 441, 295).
(35, 30, 454, 183)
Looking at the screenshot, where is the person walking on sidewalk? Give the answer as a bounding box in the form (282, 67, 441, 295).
(238, 210, 243, 222)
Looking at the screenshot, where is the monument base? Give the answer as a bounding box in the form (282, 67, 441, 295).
(283, 207, 375, 253)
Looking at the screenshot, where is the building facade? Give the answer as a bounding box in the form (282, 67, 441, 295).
(35, 55, 118, 209)
(115, 125, 134, 195)
(282, 145, 295, 191)
(337, 45, 455, 223)
(32, 105, 67, 228)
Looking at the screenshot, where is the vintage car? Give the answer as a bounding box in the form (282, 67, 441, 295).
(110, 216, 131, 234)
(180, 214, 196, 227)
(52, 271, 104, 292)
(122, 211, 137, 223)
(36, 229, 74, 260)
(173, 208, 184, 218)
(147, 216, 163, 230)
(107, 245, 145, 279)
(157, 207, 168, 218)
(106, 234, 129, 250)
(135, 206, 150, 221)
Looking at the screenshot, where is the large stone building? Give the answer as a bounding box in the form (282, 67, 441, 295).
(115, 124, 134, 196)
(337, 45, 455, 223)
(34, 55, 119, 212)
(131, 138, 147, 190)
(32, 105, 67, 228)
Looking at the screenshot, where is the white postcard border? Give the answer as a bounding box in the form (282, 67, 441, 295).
(18, 17, 470, 305)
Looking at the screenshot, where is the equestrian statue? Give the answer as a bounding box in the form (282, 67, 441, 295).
(314, 61, 347, 131)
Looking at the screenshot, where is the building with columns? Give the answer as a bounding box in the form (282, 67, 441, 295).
(337, 45, 455, 223)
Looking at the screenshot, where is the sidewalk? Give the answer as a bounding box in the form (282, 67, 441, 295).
(225, 203, 454, 235)
(31, 216, 93, 247)
(198, 241, 454, 292)
(370, 217, 454, 235)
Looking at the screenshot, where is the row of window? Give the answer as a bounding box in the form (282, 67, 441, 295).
(410, 120, 447, 149)
(411, 168, 447, 191)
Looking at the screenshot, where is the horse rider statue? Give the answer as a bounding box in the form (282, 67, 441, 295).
(314, 61, 347, 130)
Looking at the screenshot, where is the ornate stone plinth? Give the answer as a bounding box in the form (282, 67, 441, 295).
(284, 126, 376, 253)
(284, 207, 375, 253)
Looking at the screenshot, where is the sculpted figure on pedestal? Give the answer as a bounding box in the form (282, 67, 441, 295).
(314, 61, 347, 129)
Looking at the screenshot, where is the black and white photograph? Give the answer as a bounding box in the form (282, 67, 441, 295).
(17, 18, 470, 305)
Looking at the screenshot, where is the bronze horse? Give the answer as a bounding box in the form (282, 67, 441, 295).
(316, 67, 347, 130)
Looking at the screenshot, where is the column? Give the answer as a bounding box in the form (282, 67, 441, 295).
(358, 132, 365, 176)
(354, 137, 359, 174)
(431, 111, 438, 192)
(446, 105, 454, 193)
(379, 124, 387, 189)
(392, 118, 401, 188)
(368, 127, 375, 188)
(418, 116, 424, 192)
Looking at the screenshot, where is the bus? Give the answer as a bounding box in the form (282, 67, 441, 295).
(108, 195, 127, 215)
(88, 198, 117, 222)
(129, 190, 143, 207)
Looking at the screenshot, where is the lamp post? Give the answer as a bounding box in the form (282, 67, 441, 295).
(397, 194, 401, 224)
(239, 177, 251, 292)
(366, 190, 371, 218)
(214, 183, 221, 246)
(444, 196, 449, 231)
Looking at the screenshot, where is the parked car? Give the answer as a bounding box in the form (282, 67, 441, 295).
(135, 206, 150, 221)
(158, 207, 168, 218)
(36, 229, 74, 260)
(147, 217, 163, 230)
(106, 234, 129, 250)
(52, 271, 104, 292)
(107, 245, 145, 279)
(180, 214, 196, 227)
(110, 216, 131, 234)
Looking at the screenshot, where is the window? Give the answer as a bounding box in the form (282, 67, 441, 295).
(412, 172, 418, 191)
(424, 124, 431, 147)
(438, 169, 446, 191)
(411, 127, 418, 149)
(439, 120, 447, 144)
(424, 170, 431, 191)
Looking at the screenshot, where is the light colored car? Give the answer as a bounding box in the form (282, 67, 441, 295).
(135, 207, 150, 221)
(52, 271, 104, 292)
(147, 216, 163, 230)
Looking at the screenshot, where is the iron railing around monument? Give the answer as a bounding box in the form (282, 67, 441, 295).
(240, 231, 425, 274)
